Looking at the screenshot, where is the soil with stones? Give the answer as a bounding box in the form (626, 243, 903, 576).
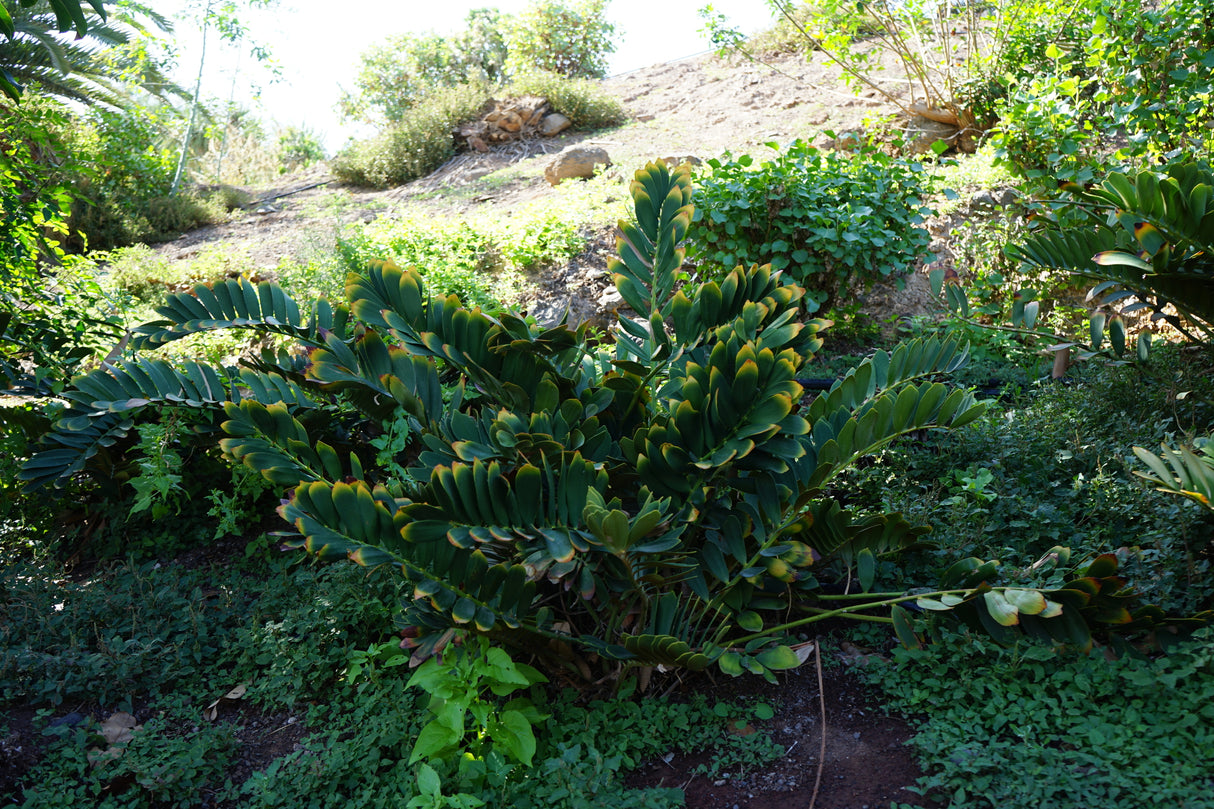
(4, 46, 992, 808)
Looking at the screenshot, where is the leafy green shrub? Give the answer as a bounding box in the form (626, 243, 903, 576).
(991, 70, 1099, 185)
(690, 139, 932, 312)
(275, 124, 327, 172)
(507, 69, 625, 129)
(64, 102, 225, 249)
(338, 210, 507, 308)
(992, 0, 1214, 182)
(1085, 0, 1214, 162)
(406, 634, 548, 767)
(0, 96, 124, 392)
(864, 628, 1214, 808)
(505, 0, 617, 80)
(331, 84, 488, 188)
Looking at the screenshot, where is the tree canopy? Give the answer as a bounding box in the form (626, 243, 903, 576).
(0, 0, 179, 104)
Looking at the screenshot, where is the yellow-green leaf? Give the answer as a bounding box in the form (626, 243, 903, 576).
(984, 591, 1020, 626)
(1003, 588, 1047, 615)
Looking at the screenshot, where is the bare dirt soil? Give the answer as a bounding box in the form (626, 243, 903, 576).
(55, 46, 966, 809)
(155, 47, 917, 273)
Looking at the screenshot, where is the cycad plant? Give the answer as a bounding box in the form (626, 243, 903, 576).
(20, 162, 1173, 679)
(1007, 160, 1214, 345)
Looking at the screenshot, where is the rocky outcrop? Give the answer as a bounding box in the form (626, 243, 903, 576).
(457, 96, 572, 152)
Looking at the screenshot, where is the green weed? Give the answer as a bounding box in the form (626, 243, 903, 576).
(20, 695, 240, 809)
(864, 628, 1214, 808)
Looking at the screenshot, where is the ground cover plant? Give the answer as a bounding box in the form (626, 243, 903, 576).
(0, 554, 794, 807)
(865, 626, 1214, 808)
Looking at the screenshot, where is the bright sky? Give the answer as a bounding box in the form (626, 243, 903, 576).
(162, 0, 774, 151)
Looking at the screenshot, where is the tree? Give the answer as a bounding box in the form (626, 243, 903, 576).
(505, 0, 617, 79)
(170, 0, 278, 194)
(338, 8, 508, 126)
(0, 0, 178, 105)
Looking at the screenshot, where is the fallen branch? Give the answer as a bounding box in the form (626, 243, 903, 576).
(245, 179, 332, 209)
(808, 641, 827, 809)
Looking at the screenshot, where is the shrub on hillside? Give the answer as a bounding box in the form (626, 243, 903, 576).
(333, 71, 625, 189)
(63, 102, 226, 248)
(690, 139, 932, 313)
(508, 70, 625, 129)
(276, 125, 327, 172)
(505, 0, 617, 79)
(331, 84, 488, 188)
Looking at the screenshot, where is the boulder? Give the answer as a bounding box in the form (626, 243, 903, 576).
(544, 145, 611, 186)
(969, 189, 998, 212)
(904, 115, 958, 155)
(540, 113, 572, 136)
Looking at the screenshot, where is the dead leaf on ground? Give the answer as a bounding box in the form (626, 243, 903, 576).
(837, 640, 888, 666)
(204, 683, 248, 721)
(88, 713, 144, 768)
(790, 640, 817, 665)
(99, 712, 140, 746)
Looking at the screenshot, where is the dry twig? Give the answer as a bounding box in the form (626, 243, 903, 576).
(808, 641, 827, 809)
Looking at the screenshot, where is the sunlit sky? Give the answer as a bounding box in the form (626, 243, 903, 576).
(159, 0, 774, 150)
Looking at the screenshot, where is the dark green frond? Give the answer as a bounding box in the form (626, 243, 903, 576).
(131, 278, 349, 350)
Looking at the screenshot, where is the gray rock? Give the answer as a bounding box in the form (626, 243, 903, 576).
(598, 286, 623, 312)
(994, 186, 1020, 207)
(904, 115, 958, 155)
(540, 113, 571, 136)
(970, 190, 998, 212)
